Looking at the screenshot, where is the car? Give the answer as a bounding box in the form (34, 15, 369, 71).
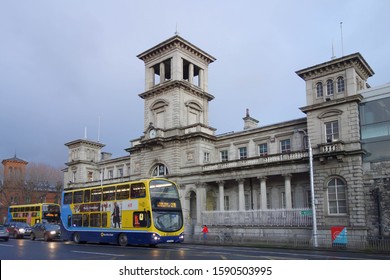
(30, 223, 61, 242)
(5, 222, 32, 238)
(0, 225, 10, 241)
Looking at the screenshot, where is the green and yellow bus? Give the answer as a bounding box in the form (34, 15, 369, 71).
(61, 178, 184, 246)
(7, 203, 61, 226)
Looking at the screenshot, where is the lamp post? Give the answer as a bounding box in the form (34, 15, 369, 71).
(299, 130, 318, 247)
(307, 136, 318, 247)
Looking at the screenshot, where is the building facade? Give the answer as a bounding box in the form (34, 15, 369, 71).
(63, 35, 390, 240)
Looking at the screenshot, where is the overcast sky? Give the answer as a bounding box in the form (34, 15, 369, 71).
(0, 0, 389, 168)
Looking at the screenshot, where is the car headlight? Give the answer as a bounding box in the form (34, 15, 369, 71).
(50, 230, 56, 235)
(19, 229, 25, 233)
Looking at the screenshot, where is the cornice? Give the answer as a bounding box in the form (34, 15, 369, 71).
(296, 53, 374, 81)
(137, 35, 216, 65)
(139, 80, 215, 101)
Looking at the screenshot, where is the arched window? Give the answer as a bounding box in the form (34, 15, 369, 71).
(327, 178, 347, 214)
(326, 79, 334, 95)
(316, 82, 323, 97)
(152, 164, 169, 177)
(337, 76, 345, 93)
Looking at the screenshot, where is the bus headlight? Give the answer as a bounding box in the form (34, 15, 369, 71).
(152, 233, 161, 241)
(179, 233, 184, 240)
(50, 231, 56, 235)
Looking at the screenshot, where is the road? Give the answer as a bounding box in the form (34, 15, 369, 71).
(1, 238, 389, 260)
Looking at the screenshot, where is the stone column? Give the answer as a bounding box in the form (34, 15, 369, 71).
(199, 68, 204, 89)
(259, 176, 268, 210)
(237, 178, 245, 211)
(189, 63, 194, 84)
(196, 182, 206, 225)
(284, 174, 292, 209)
(217, 181, 225, 211)
(159, 62, 165, 84)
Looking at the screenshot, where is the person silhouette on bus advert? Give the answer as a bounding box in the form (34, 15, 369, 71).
(112, 202, 121, 228)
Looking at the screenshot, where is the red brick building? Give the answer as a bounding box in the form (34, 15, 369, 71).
(0, 155, 58, 223)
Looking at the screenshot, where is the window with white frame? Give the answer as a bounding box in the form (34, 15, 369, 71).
(258, 143, 268, 156)
(238, 147, 247, 159)
(327, 178, 347, 214)
(316, 82, 323, 97)
(280, 139, 291, 153)
(88, 171, 93, 182)
(117, 168, 123, 178)
(108, 170, 114, 179)
(203, 152, 210, 163)
(326, 79, 334, 95)
(337, 76, 345, 93)
(325, 120, 339, 142)
(245, 193, 251, 210)
(152, 163, 169, 177)
(220, 150, 228, 162)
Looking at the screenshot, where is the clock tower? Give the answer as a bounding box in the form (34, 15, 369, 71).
(137, 35, 216, 138)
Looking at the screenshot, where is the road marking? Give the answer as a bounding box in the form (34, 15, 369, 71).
(71, 250, 125, 257)
(0, 244, 13, 247)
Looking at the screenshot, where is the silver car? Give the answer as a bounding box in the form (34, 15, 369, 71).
(0, 225, 10, 241)
(30, 223, 61, 242)
(6, 222, 32, 238)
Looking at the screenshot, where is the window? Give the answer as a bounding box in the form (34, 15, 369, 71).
(245, 193, 251, 210)
(238, 147, 247, 159)
(108, 170, 114, 179)
(203, 152, 210, 163)
(103, 186, 116, 201)
(316, 82, 323, 97)
(152, 164, 169, 177)
(220, 150, 228, 162)
(337, 76, 345, 93)
(280, 139, 291, 153)
(116, 184, 130, 200)
(118, 168, 123, 178)
(88, 171, 93, 182)
(73, 191, 83, 204)
(258, 143, 268, 156)
(325, 120, 339, 142)
(91, 188, 102, 202)
(327, 178, 347, 214)
(131, 183, 146, 198)
(326, 79, 334, 95)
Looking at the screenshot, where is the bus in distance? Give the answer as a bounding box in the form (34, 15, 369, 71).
(7, 203, 61, 226)
(61, 178, 184, 246)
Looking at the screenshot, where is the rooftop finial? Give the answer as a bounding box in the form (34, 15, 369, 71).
(246, 108, 250, 117)
(340, 21, 344, 56)
(175, 23, 179, 35)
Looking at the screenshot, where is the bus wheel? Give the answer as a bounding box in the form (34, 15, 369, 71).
(118, 233, 128, 247)
(73, 232, 81, 244)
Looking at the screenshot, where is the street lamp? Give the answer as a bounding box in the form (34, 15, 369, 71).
(299, 130, 318, 247)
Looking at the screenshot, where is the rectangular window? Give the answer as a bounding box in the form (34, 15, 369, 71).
(117, 168, 124, 178)
(63, 192, 73, 204)
(88, 171, 93, 182)
(108, 170, 114, 179)
(91, 188, 102, 202)
(73, 191, 83, 204)
(116, 184, 130, 200)
(103, 186, 116, 201)
(325, 121, 339, 142)
(245, 193, 251, 210)
(238, 147, 247, 159)
(84, 189, 90, 203)
(131, 183, 146, 198)
(220, 150, 228, 162)
(90, 213, 101, 227)
(203, 152, 210, 163)
(258, 143, 268, 156)
(280, 139, 291, 153)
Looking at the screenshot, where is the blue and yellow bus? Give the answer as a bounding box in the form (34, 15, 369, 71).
(7, 203, 61, 226)
(61, 178, 184, 246)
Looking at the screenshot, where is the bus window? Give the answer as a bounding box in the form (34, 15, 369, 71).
(72, 214, 82, 227)
(74, 191, 83, 204)
(82, 214, 89, 227)
(91, 188, 102, 202)
(116, 184, 130, 200)
(84, 189, 91, 202)
(103, 186, 116, 201)
(131, 183, 146, 198)
(133, 212, 148, 227)
(64, 192, 73, 204)
(90, 213, 101, 227)
(102, 213, 108, 227)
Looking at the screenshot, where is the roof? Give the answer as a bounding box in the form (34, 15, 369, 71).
(2, 155, 28, 165)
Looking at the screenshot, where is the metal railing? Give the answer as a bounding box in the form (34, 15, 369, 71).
(202, 208, 313, 227)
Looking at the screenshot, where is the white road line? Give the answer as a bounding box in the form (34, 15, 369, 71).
(0, 244, 13, 247)
(71, 250, 125, 257)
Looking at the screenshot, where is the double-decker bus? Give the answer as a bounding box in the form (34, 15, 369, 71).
(61, 178, 184, 246)
(7, 203, 61, 226)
